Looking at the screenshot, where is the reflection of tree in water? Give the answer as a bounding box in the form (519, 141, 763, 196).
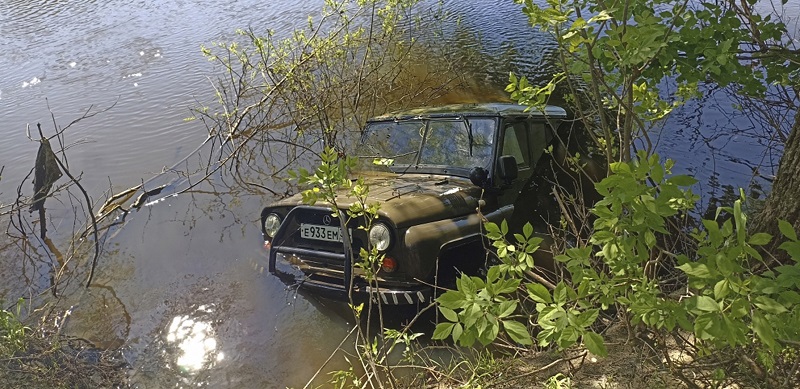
(420, 119, 495, 168)
(360, 123, 424, 165)
(359, 118, 496, 169)
(699, 172, 766, 224)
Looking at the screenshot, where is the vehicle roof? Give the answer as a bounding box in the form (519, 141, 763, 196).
(367, 102, 567, 122)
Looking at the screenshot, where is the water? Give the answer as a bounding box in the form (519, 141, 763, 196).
(0, 1, 535, 387)
(0, 0, 794, 387)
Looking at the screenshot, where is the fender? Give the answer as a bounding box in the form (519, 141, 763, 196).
(402, 205, 514, 280)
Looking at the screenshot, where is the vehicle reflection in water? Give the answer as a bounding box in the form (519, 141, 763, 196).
(165, 304, 223, 374)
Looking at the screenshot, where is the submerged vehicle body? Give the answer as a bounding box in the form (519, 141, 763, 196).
(261, 103, 567, 305)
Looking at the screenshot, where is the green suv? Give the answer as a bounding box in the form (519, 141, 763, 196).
(261, 103, 566, 305)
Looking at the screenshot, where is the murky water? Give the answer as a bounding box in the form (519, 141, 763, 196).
(0, 0, 795, 387)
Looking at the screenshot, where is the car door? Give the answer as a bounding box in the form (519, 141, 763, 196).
(495, 117, 534, 209)
(497, 118, 558, 233)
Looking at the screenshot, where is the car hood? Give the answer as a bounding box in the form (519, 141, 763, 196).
(272, 171, 482, 228)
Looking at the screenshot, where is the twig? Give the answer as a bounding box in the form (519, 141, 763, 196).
(35, 123, 101, 288)
(243, 181, 280, 196)
(487, 351, 588, 386)
(524, 269, 557, 290)
(303, 324, 358, 389)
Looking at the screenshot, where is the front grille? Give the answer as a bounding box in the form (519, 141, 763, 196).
(273, 206, 366, 267)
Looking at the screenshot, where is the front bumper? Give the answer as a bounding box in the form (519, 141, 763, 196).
(265, 205, 432, 306)
(268, 249, 433, 305)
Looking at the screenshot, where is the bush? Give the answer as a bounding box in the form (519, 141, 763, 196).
(434, 152, 800, 385)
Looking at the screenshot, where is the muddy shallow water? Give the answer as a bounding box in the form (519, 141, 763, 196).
(0, 0, 793, 387)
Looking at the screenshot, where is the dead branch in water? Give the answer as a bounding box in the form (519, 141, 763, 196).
(4, 104, 119, 300)
(32, 122, 100, 288)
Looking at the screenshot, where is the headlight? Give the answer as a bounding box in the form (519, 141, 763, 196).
(368, 223, 392, 251)
(264, 213, 282, 238)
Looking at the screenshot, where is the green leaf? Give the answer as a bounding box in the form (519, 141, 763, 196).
(439, 307, 458, 322)
(437, 290, 465, 310)
(576, 309, 599, 328)
(498, 301, 517, 318)
(486, 266, 500, 283)
(752, 311, 778, 351)
(754, 296, 788, 315)
(650, 160, 665, 183)
(460, 275, 477, 294)
(527, 283, 553, 304)
(729, 298, 749, 318)
(748, 233, 772, 246)
(713, 279, 730, 300)
(696, 296, 721, 312)
(734, 198, 746, 245)
(779, 220, 798, 241)
(554, 282, 568, 304)
(781, 290, 800, 304)
(496, 278, 520, 294)
(677, 262, 712, 279)
(523, 222, 534, 238)
(503, 320, 532, 345)
(432, 322, 454, 340)
(372, 158, 394, 166)
(459, 328, 477, 347)
(779, 241, 800, 261)
(583, 331, 608, 357)
(452, 323, 464, 343)
(668, 175, 697, 187)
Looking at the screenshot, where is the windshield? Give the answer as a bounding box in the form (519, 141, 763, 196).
(358, 117, 496, 172)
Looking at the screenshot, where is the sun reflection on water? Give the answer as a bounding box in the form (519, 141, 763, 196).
(165, 304, 223, 373)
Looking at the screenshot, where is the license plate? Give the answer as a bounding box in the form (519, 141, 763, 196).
(300, 224, 346, 242)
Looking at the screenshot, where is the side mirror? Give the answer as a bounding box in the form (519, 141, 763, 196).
(497, 155, 518, 185)
(469, 166, 490, 188)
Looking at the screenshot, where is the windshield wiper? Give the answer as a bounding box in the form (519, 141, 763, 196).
(461, 116, 474, 157)
(354, 150, 418, 160)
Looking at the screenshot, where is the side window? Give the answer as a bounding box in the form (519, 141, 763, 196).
(528, 122, 550, 165)
(501, 121, 530, 168)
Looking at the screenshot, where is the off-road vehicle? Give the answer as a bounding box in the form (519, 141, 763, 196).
(261, 103, 566, 305)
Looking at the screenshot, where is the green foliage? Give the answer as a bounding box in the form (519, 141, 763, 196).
(432, 269, 529, 347)
(485, 220, 543, 276)
(0, 299, 29, 358)
(289, 147, 355, 205)
(507, 0, 795, 163)
(195, 0, 465, 167)
(329, 358, 360, 389)
(544, 373, 572, 389)
(435, 153, 800, 373)
(290, 146, 383, 277)
(292, 147, 420, 387)
(383, 328, 424, 363)
(676, 197, 800, 357)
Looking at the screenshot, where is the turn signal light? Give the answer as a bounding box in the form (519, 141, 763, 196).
(381, 257, 397, 273)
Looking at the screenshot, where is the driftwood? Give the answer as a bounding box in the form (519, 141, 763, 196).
(131, 185, 166, 210)
(94, 184, 167, 225)
(95, 185, 142, 223)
